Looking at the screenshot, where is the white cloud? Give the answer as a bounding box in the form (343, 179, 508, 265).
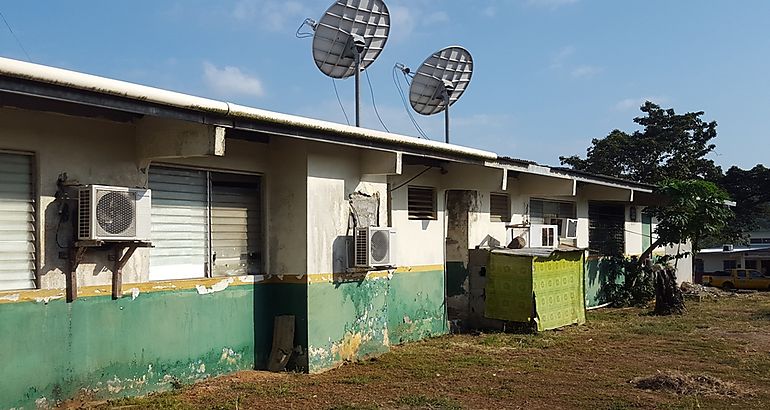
(202, 61, 265, 98)
(614, 96, 669, 111)
(390, 5, 416, 42)
(231, 0, 308, 31)
(390, 2, 451, 42)
(550, 46, 576, 69)
(526, 0, 580, 9)
(424, 11, 450, 25)
(570, 65, 602, 78)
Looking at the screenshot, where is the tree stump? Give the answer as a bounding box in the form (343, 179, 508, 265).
(654, 268, 685, 315)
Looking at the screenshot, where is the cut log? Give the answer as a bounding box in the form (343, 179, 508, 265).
(267, 315, 295, 372)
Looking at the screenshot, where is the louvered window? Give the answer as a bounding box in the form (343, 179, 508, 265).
(490, 193, 510, 222)
(149, 166, 263, 280)
(210, 172, 262, 276)
(0, 152, 36, 290)
(149, 167, 209, 280)
(408, 186, 436, 220)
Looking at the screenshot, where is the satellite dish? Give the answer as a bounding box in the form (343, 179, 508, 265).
(398, 46, 474, 143)
(300, 0, 391, 127)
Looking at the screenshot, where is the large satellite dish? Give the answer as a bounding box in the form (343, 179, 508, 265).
(300, 0, 391, 127)
(398, 46, 474, 143)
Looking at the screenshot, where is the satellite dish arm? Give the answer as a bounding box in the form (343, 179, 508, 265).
(296, 18, 317, 38)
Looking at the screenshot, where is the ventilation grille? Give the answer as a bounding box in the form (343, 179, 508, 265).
(78, 188, 91, 239)
(355, 227, 369, 266)
(94, 189, 136, 237)
(408, 186, 436, 220)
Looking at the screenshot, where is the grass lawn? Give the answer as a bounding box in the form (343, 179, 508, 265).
(65, 292, 770, 409)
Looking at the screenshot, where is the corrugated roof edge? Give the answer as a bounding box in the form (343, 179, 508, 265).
(551, 167, 657, 190)
(0, 57, 497, 161)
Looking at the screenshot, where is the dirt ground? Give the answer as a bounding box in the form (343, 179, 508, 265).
(65, 291, 770, 409)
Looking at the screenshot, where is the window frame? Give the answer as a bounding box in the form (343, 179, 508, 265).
(0, 149, 38, 290)
(148, 164, 266, 279)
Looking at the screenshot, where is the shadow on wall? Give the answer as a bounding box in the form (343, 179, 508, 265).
(585, 256, 623, 307)
(252, 278, 309, 372)
(41, 198, 115, 287)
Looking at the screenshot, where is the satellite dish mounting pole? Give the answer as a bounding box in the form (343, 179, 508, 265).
(355, 55, 361, 127)
(445, 102, 450, 143)
(351, 35, 366, 127)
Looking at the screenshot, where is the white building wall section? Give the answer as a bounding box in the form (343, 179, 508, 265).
(624, 206, 644, 256)
(305, 142, 389, 275)
(0, 107, 143, 289)
(389, 165, 444, 268)
(0, 107, 278, 289)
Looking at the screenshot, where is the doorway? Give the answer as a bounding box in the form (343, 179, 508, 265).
(445, 190, 476, 325)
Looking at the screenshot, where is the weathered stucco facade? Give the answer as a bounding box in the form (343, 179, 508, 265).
(0, 57, 674, 408)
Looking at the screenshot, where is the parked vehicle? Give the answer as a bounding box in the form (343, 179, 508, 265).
(703, 269, 770, 290)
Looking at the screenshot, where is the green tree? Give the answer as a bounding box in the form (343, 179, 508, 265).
(560, 101, 722, 184)
(644, 180, 732, 314)
(718, 165, 770, 241)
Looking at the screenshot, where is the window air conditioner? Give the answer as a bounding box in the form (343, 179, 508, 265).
(564, 218, 578, 239)
(354, 227, 396, 268)
(529, 224, 558, 248)
(78, 185, 151, 241)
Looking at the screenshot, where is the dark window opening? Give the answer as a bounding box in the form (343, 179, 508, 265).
(490, 193, 510, 222)
(588, 202, 625, 256)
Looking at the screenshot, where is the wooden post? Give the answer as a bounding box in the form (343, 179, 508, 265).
(267, 315, 295, 372)
(113, 245, 138, 300)
(67, 246, 87, 302)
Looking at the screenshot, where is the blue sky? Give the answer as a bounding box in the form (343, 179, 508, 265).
(1, 0, 768, 169)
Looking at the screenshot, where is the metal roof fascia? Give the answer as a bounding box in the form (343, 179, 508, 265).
(0, 57, 496, 163)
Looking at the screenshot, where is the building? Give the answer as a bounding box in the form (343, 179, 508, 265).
(0, 57, 674, 408)
(695, 230, 770, 279)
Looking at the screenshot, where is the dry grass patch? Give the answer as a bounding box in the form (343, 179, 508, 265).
(631, 370, 743, 397)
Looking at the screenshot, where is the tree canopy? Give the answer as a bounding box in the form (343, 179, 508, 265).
(719, 165, 770, 239)
(560, 101, 722, 184)
(643, 179, 733, 258)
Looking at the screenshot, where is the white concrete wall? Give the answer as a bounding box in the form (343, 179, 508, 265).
(0, 107, 143, 289)
(390, 165, 445, 268)
(0, 107, 305, 289)
(306, 142, 388, 274)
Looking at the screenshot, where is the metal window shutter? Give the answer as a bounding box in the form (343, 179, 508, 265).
(0, 153, 36, 290)
(149, 167, 208, 280)
(210, 174, 261, 276)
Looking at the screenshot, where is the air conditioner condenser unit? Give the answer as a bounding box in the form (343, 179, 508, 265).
(354, 226, 396, 268)
(78, 185, 151, 241)
(529, 224, 559, 248)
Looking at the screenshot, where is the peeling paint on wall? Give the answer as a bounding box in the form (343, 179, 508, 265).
(195, 278, 233, 295)
(306, 268, 447, 373)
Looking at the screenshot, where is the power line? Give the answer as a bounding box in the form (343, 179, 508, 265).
(332, 78, 350, 126)
(364, 68, 389, 132)
(0, 10, 31, 62)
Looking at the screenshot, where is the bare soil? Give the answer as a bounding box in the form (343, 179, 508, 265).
(63, 293, 770, 409)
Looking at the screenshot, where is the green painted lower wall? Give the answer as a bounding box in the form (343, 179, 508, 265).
(584, 257, 624, 308)
(306, 270, 448, 372)
(445, 261, 468, 297)
(0, 282, 307, 410)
